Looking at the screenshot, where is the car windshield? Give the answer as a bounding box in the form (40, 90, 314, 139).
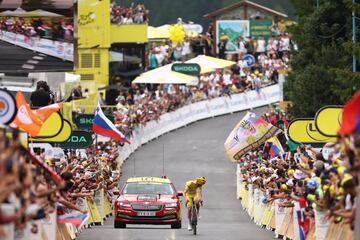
(123, 183, 174, 195)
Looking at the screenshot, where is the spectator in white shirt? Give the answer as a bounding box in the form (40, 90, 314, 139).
(279, 33, 290, 58)
(160, 41, 169, 58)
(155, 47, 165, 66)
(255, 35, 266, 59)
(133, 90, 142, 104)
(238, 36, 247, 57)
(208, 85, 221, 99)
(222, 71, 232, 86)
(182, 38, 192, 61)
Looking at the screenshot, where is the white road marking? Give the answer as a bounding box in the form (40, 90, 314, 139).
(22, 64, 34, 69)
(33, 56, 44, 60)
(27, 60, 39, 64)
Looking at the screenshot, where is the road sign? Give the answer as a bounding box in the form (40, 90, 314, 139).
(75, 114, 114, 129)
(58, 131, 93, 149)
(243, 54, 255, 67)
(171, 63, 201, 76)
(0, 89, 17, 125)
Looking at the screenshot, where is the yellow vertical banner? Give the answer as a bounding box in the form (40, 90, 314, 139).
(86, 199, 101, 225)
(94, 189, 105, 223)
(103, 193, 113, 217)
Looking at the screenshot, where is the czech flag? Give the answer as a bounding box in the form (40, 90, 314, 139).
(267, 137, 284, 158)
(339, 90, 360, 135)
(92, 103, 130, 144)
(57, 212, 89, 229)
(295, 197, 310, 240)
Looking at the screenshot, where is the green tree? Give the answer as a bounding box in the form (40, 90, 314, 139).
(284, 0, 360, 117)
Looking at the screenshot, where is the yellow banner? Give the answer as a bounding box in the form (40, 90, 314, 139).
(103, 194, 112, 217)
(87, 199, 102, 225)
(315, 106, 343, 137)
(35, 112, 63, 138)
(288, 119, 337, 143)
(30, 120, 72, 143)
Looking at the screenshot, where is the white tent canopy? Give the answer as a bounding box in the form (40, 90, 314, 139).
(0, 10, 15, 16)
(186, 55, 235, 69)
(141, 62, 181, 76)
(65, 73, 81, 83)
(0, 8, 63, 17)
(133, 71, 198, 85)
(109, 51, 141, 63)
(24, 9, 63, 17)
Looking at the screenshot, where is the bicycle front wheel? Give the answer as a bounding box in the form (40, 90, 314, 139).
(192, 222, 197, 235)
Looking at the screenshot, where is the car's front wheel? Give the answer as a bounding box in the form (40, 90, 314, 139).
(171, 220, 182, 229)
(114, 221, 126, 228)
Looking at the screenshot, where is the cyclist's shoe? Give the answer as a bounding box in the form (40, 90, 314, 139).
(187, 223, 192, 231)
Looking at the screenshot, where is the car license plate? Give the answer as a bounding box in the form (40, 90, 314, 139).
(137, 211, 156, 217)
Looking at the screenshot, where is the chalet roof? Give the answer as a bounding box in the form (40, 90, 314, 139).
(203, 0, 288, 19)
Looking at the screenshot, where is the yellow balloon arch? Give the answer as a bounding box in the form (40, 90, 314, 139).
(169, 24, 186, 44)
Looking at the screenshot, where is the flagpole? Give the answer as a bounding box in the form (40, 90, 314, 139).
(162, 143, 165, 177)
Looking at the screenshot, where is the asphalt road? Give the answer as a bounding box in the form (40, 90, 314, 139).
(79, 107, 274, 240)
(0, 40, 73, 72)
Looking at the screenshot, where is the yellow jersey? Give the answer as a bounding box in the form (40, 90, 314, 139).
(184, 180, 201, 195)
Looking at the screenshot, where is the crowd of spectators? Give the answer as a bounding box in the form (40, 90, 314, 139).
(118, 32, 291, 140)
(0, 131, 121, 238)
(146, 34, 290, 96)
(113, 64, 275, 140)
(0, 17, 74, 42)
(110, 1, 148, 25)
(239, 107, 359, 233)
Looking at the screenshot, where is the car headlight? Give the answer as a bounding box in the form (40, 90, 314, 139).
(117, 202, 131, 208)
(165, 203, 177, 208)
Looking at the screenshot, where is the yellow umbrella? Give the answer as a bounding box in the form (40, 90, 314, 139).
(133, 71, 197, 85)
(186, 55, 235, 70)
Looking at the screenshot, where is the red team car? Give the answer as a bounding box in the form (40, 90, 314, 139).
(114, 177, 183, 229)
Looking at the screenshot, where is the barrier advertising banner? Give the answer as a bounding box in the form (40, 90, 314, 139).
(0, 31, 74, 61)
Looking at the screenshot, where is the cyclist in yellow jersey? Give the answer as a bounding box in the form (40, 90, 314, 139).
(184, 176, 206, 231)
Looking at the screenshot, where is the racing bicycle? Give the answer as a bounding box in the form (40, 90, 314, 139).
(190, 200, 198, 235)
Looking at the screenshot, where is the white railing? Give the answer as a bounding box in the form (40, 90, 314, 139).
(99, 84, 281, 164)
(0, 31, 73, 61)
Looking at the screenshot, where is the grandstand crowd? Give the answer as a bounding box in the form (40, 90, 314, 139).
(0, 17, 74, 42)
(110, 1, 148, 24)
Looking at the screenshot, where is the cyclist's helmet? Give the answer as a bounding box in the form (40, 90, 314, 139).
(196, 176, 206, 185)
